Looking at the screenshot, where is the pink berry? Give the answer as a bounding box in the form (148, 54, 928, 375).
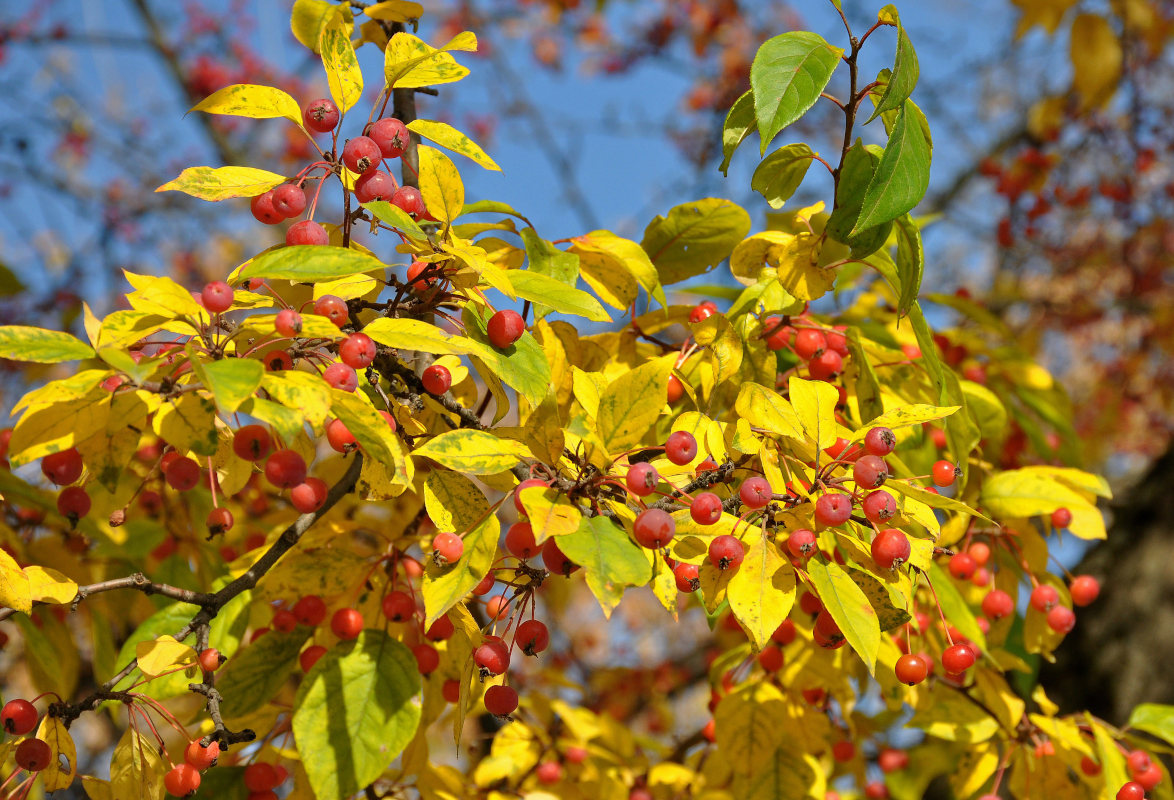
(981, 589, 1014, 620)
(323, 362, 358, 392)
(739, 476, 773, 509)
(665, 431, 698, 465)
(286, 220, 329, 246)
(864, 427, 896, 456)
(786, 528, 817, 560)
(392, 185, 426, 217)
(432, 531, 463, 564)
(625, 463, 659, 497)
(201, 281, 233, 313)
(871, 528, 910, 570)
(1030, 584, 1059, 612)
(339, 333, 376, 369)
(354, 170, 396, 204)
(314, 295, 348, 327)
(852, 455, 890, 489)
(275, 309, 303, 337)
(1046, 604, 1076, 633)
(272, 184, 307, 218)
(862, 490, 896, 523)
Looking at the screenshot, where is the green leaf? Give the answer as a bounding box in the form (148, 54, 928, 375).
(462, 305, 551, 408)
(851, 101, 931, 235)
(845, 329, 883, 422)
(412, 429, 531, 475)
(423, 512, 498, 626)
(0, 326, 94, 363)
(1127, 704, 1174, 746)
(461, 199, 530, 220)
(750, 32, 843, 154)
(641, 198, 752, 285)
(218, 629, 312, 716)
(893, 213, 924, 316)
(751, 144, 815, 209)
(237, 245, 386, 283)
(293, 631, 421, 800)
(865, 6, 920, 123)
(719, 91, 756, 175)
(520, 228, 579, 291)
(826, 142, 892, 257)
(807, 559, 880, 672)
(506, 270, 611, 322)
(363, 200, 427, 240)
(558, 517, 651, 617)
(408, 119, 499, 170)
(155, 166, 287, 201)
(199, 358, 263, 413)
(927, 561, 987, 652)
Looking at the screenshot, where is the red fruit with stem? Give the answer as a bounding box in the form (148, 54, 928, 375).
(330, 607, 363, 639)
(275, 309, 302, 337)
(405, 259, 434, 288)
(667, 374, 685, 402)
(342, 136, 382, 174)
(474, 637, 511, 675)
(42, 447, 83, 485)
(982, 589, 1014, 620)
(487, 309, 526, 348)
(814, 493, 853, 526)
(484, 684, 519, 716)
(287, 219, 329, 246)
(625, 462, 658, 497)
(932, 460, 960, 487)
(164, 763, 201, 796)
(794, 328, 827, 359)
(1030, 584, 1059, 612)
(339, 333, 376, 369)
(392, 185, 426, 217)
(665, 430, 698, 465)
(473, 573, 495, 595)
(422, 364, 451, 395)
(293, 595, 327, 627)
(895, 653, 928, 685)
(853, 455, 890, 489)
(799, 590, 823, 615)
(1051, 507, 1073, 528)
(57, 486, 91, 520)
(815, 609, 844, 648)
(485, 594, 509, 620)
(290, 477, 329, 513)
(244, 762, 281, 792)
(426, 615, 454, 641)
(673, 562, 700, 592)
(184, 739, 220, 770)
(272, 183, 306, 218)
(1070, 575, 1100, 606)
(2, 699, 38, 735)
(808, 349, 843, 379)
(827, 326, 849, 356)
(542, 537, 577, 576)
(207, 507, 233, 534)
(314, 295, 349, 327)
(1047, 604, 1076, 633)
(303, 98, 339, 132)
(165, 457, 201, 491)
(942, 643, 976, 673)
(1117, 782, 1146, 800)
(505, 521, 537, 559)
(633, 508, 674, 548)
(864, 426, 897, 456)
(432, 531, 463, 564)
(413, 643, 439, 674)
(300, 645, 327, 672)
(326, 418, 357, 453)
(516, 619, 550, 655)
(690, 492, 723, 525)
(786, 528, 817, 560)
(862, 490, 896, 524)
(689, 302, 716, 324)
(323, 362, 358, 392)
(233, 424, 272, 461)
(709, 534, 744, 570)
(763, 317, 794, 350)
(250, 190, 283, 224)
(265, 449, 307, 489)
(382, 590, 415, 622)
(354, 170, 395, 203)
(367, 117, 409, 158)
(739, 476, 773, 509)
(949, 552, 977, 580)
(201, 281, 233, 313)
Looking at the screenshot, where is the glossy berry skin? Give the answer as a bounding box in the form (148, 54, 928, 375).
(314, 295, 348, 327)
(633, 508, 674, 548)
(413, 643, 439, 674)
(382, 590, 415, 623)
(1030, 584, 1060, 612)
(739, 476, 773, 509)
(206, 507, 234, 534)
(405, 259, 434, 288)
(665, 430, 698, 465)
(265, 449, 307, 490)
(185, 739, 220, 770)
(57, 486, 91, 520)
(709, 534, 745, 570)
(894, 654, 928, 685)
(1127, 750, 1152, 776)
(330, 607, 364, 640)
(981, 589, 1014, 620)
(1070, 575, 1100, 606)
(1051, 507, 1073, 528)
(1046, 604, 1076, 633)
(275, 309, 302, 337)
(814, 493, 852, 527)
(484, 684, 519, 716)
(673, 562, 700, 593)
(786, 528, 817, 560)
(808, 349, 843, 379)
(272, 183, 306, 218)
(392, 185, 426, 217)
(505, 521, 537, 559)
(474, 637, 511, 675)
(514, 477, 549, 513)
(354, 170, 396, 204)
(949, 553, 977, 580)
(1080, 756, 1102, 776)
(326, 418, 357, 453)
(872, 529, 910, 569)
(862, 490, 896, 524)
(233, 425, 272, 461)
(487, 310, 525, 349)
(42, 447, 83, 485)
(287, 220, 329, 247)
(339, 333, 377, 369)
(292, 595, 327, 627)
(1117, 782, 1146, 800)
(421, 364, 451, 395)
(303, 98, 339, 132)
(625, 463, 658, 497)
(165, 457, 201, 491)
(2, 699, 38, 735)
(342, 136, 382, 175)
(932, 460, 960, 487)
(250, 191, 283, 224)
(323, 362, 358, 392)
(243, 762, 282, 792)
(942, 643, 976, 673)
(1136, 764, 1162, 791)
(300, 645, 327, 673)
(426, 615, 454, 641)
(864, 426, 897, 457)
(201, 281, 233, 313)
(689, 301, 717, 324)
(164, 763, 201, 796)
(853, 455, 890, 489)
(763, 317, 793, 350)
(515, 619, 550, 655)
(969, 541, 992, 565)
(432, 531, 463, 564)
(291, 477, 329, 513)
(542, 537, 577, 576)
(367, 117, 410, 158)
(690, 492, 723, 525)
(666, 374, 685, 403)
(793, 329, 827, 359)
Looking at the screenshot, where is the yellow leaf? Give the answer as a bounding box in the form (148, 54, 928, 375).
(124, 271, 208, 322)
(726, 536, 796, 651)
(1010, 0, 1077, 36)
(0, 548, 32, 614)
(189, 84, 302, 126)
(568, 230, 662, 308)
(981, 470, 1105, 539)
(110, 727, 165, 800)
(25, 565, 78, 604)
(735, 382, 804, 440)
(807, 558, 881, 672)
(518, 486, 582, 544)
(332, 390, 412, 482)
(908, 691, 1000, 741)
(362, 318, 478, 355)
(365, 1, 424, 22)
(8, 386, 111, 466)
(384, 31, 477, 89)
(417, 146, 464, 225)
(730, 231, 788, 286)
(424, 469, 489, 534)
(772, 231, 835, 301)
(412, 429, 530, 475)
(82, 777, 114, 800)
(847, 403, 959, 441)
(243, 312, 343, 340)
(408, 119, 499, 171)
(948, 741, 1000, 799)
(595, 355, 677, 454)
(262, 371, 333, 427)
(789, 376, 839, 450)
(37, 715, 78, 791)
(152, 393, 220, 457)
(691, 313, 742, 385)
(715, 682, 787, 787)
(1070, 14, 1122, 109)
(320, 15, 363, 113)
(291, 0, 350, 54)
(135, 635, 198, 677)
(155, 166, 287, 200)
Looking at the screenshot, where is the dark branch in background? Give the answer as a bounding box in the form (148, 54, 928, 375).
(390, 21, 421, 189)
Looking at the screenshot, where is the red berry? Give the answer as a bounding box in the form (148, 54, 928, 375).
(330, 608, 363, 639)
(300, 645, 327, 672)
(1117, 782, 1146, 800)
(233, 425, 272, 461)
(42, 448, 83, 485)
(413, 643, 439, 674)
(739, 476, 773, 509)
(665, 431, 698, 465)
(831, 741, 854, 763)
(690, 492, 723, 525)
(184, 739, 220, 770)
(164, 763, 201, 796)
(250, 191, 283, 224)
(673, 562, 700, 593)
(422, 364, 451, 395)
(57, 486, 91, 520)
(981, 589, 1014, 620)
(814, 493, 852, 527)
(625, 462, 659, 497)
(275, 309, 303, 337)
(931, 460, 960, 487)
(290, 477, 329, 513)
(272, 609, 298, 633)
(505, 522, 537, 559)
(536, 760, 563, 784)
(201, 281, 233, 313)
(1051, 507, 1073, 528)
(709, 534, 744, 570)
(878, 748, 909, 773)
(323, 362, 358, 392)
(542, 537, 577, 576)
(1127, 750, 1153, 777)
(442, 678, 461, 704)
(853, 455, 890, 489)
(487, 310, 525, 349)
(272, 184, 306, 218)
(473, 574, 495, 595)
(895, 653, 928, 685)
(265, 449, 307, 490)
(969, 541, 991, 565)
(206, 507, 234, 534)
(942, 643, 976, 673)
(426, 615, 454, 641)
(367, 117, 410, 158)
(949, 553, 977, 580)
(1136, 764, 1162, 791)
(786, 528, 817, 560)
(1030, 584, 1059, 612)
(808, 349, 843, 379)
(484, 684, 518, 716)
(165, 457, 201, 491)
(314, 295, 348, 327)
(763, 317, 794, 350)
(772, 619, 796, 645)
(381, 590, 415, 622)
(339, 333, 377, 370)
(286, 220, 329, 247)
(432, 531, 464, 564)
(799, 590, 823, 615)
(758, 645, 785, 672)
(515, 619, 550, 655)
(667, 374, 685, 403)
(2, 699, 38, 735)
(342, 136, 382, 175)
(864, 427, 896, 456)
(825, 437, 863, 463)
(325, 418, 357, 453)
(392, 185, 426, 217)
(1080, 756, 1102, 776)
(485, 595, 509, 620)
(794, 329, 827, 359)
(514, 477, 548, 513)
(293, 595, 327, 627)
(1046, 604, 1076, 634)
(633, 508, 675, 548)
(862, 490, 896, 524)
(814, 609, 844, 648)
(474, 637, 511, 675)
(1070, 575, 1100, 606)
(303, 99, 339, 133)
(354, 170, 396, 204)
(243, 762, 281, 792)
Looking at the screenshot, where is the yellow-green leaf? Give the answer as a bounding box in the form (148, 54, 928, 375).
(152, 394, 219, 457)
(262, 371, 332, 427)
(8, 385, 111, 466)
(25, 565, 78, 605)
(735, 382, 804, 440)
(38, 715, 77, 792)
(423, 507, 497, 626)
(362, 317, 478, 355)
(189, 84, 302, 126)
(155, 166, 287, 200)
(383, 31, 476, 89)
(807, 558, 880, 672)
(727, 536, 796, 651)
(291, 0, 350, 54)
(773, 231, 836, 301)
(507, 270, 611, 322)
(595, 355, 677, 454)
(408, 119, 500, 170)
(691, 313, 742, 385)
(715, 682, 788, 786)
(135, 635, 198, 677)
(887, 479, 995, 524)
(110, 728, 165, 800)
(981, 469, 1105, 539)
(558, 517, 651, 617)
(847, 403, 959, 441)
(0, 326, 94, 363)
(417, 145, 464, 225)
(124, 271, 207, 322)
(518, 486, 583, 544)
(412, 429, 530, 475)
(332, 390, 411, 481)
(789, 375, 839, 450)
(237, 244, 386, 283)
(199, 358, 264, 413)
(320, 15, 363, 112)
(569, 230, 664, 308)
